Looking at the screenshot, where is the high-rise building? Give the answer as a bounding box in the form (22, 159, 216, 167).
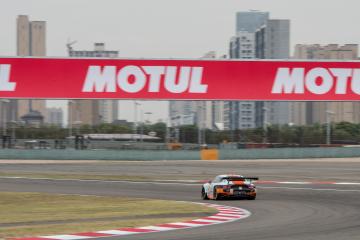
(0, 99, 19, 136)
(254, 19, 291, 127)
(69, 100, 100, 126)
(292, 44, 360, 125)
(212, 101, 225, 130)
(227, 12, 291, 130)
(0, 100, 11, 135)
(46, 107, 64, 127)
(229, 31, 256, 59)
(15, 15, 47, 123)
(169, 101, 196, 126)
(255, 19, 290, 59)
(226, 31, 257, 130)
(67, 43, 119, 126)
(236, 11, 269, 33)
(226, 11, 268, 131)
(168, 52, 224, 131)
(227, 11, 291, 130)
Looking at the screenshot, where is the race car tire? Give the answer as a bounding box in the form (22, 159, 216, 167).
(247, 196, 256, 200)
(201, 187, 209, 200)
(213, 187, 220, 200)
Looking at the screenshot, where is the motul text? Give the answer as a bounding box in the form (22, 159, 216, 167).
(82, 65, 208, 94)
(272, 67, 360, 95)
(0, 64, 16, 91)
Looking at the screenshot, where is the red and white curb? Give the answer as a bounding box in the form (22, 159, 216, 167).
(12, 203, 251, 240)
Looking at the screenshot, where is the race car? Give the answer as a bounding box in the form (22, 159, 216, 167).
(201, 175, 259, 200)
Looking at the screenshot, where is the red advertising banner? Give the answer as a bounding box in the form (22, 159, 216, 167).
(1, 57, 360, 100)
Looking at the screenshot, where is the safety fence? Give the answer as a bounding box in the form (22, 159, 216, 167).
(1, 147, 360, 160)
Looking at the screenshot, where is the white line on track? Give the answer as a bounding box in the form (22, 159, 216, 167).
(2, 176, 360, 191)
(258, 186, 360, 192)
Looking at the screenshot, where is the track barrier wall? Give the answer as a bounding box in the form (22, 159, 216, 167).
(1, 147, 360, 160)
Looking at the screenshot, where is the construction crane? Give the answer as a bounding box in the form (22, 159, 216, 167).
(66, 39, 77, 54)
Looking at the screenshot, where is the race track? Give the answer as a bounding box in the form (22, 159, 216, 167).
(1, 159, 359, 240)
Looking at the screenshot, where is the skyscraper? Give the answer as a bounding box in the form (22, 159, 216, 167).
(227, 31, 256, 130)
(228, 12, 291, 130)
(16, 15, 47, 122)
(225, 11, 270, 131)
(68, 43, 119, 126)
(292, 44, 360, 125)
(255, 19, 290, 59)
(46, 107, 64, 127)
(68, 100, 100, 126)
(236, 11, 269, 33)
(255, 19, 291, 127)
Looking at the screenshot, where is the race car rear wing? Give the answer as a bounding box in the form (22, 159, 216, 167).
(223, 177, 259, 181)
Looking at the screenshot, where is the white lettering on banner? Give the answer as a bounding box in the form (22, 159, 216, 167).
(164, 66, 191, 93)
(82, 66, 116, 92)
(351, 69, 360, 94)
(142, 66, 165, 92)
(189, 67, 207, 93)
(117, 65, 146, 93)
(306, 68, 333, 94)
(0, 64, 16, 91)
(330, 68, 352, 94)
(272, 68, 305, 94)
(82, 65, 207, 94)
(272, 67, 360, 95)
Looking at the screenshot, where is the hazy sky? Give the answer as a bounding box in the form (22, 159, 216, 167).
(1, 0, 360, 123)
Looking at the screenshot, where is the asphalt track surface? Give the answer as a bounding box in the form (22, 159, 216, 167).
(1, 159, 360, 240)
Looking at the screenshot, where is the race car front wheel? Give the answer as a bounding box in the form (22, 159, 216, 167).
(213, 187, 220, 200)
(201, 187, 209, 200)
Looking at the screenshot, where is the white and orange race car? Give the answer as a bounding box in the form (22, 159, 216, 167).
(201, 175, 258, 200)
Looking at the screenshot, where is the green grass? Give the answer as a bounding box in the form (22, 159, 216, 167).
(0, 192, 215, 239)
(0, 171, 206, 181)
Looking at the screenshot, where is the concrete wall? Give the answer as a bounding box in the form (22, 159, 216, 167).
(219, 147, 360, 160)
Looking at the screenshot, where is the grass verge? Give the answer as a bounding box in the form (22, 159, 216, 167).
(0, 192, 215, 239)
(0, 172, 206, 182)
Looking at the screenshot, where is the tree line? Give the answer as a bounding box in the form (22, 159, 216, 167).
(4, 121, 360, 145)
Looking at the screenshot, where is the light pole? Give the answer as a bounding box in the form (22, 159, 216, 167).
(144, 112, 152, 124)
(231, 102, 236, 143)
(175, 116, 180, 142)
(68, 100, 73, 137)
(197, 103, 206, 146)
(197, 105, 202, 144)
(133, 101, 141, 141)
(170, 110, 179, 143)
(1, 100, 9, 136)
(74, 121, 82, 135)
(9, 120, 18, 146)
(139, 109, 145, 142)
(140, 111, 152, 142)
(262, 106, 269, 143)
(326, 110, 335, 145)
(165, 117, 169, 144)
(202, 105, 207, 146)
